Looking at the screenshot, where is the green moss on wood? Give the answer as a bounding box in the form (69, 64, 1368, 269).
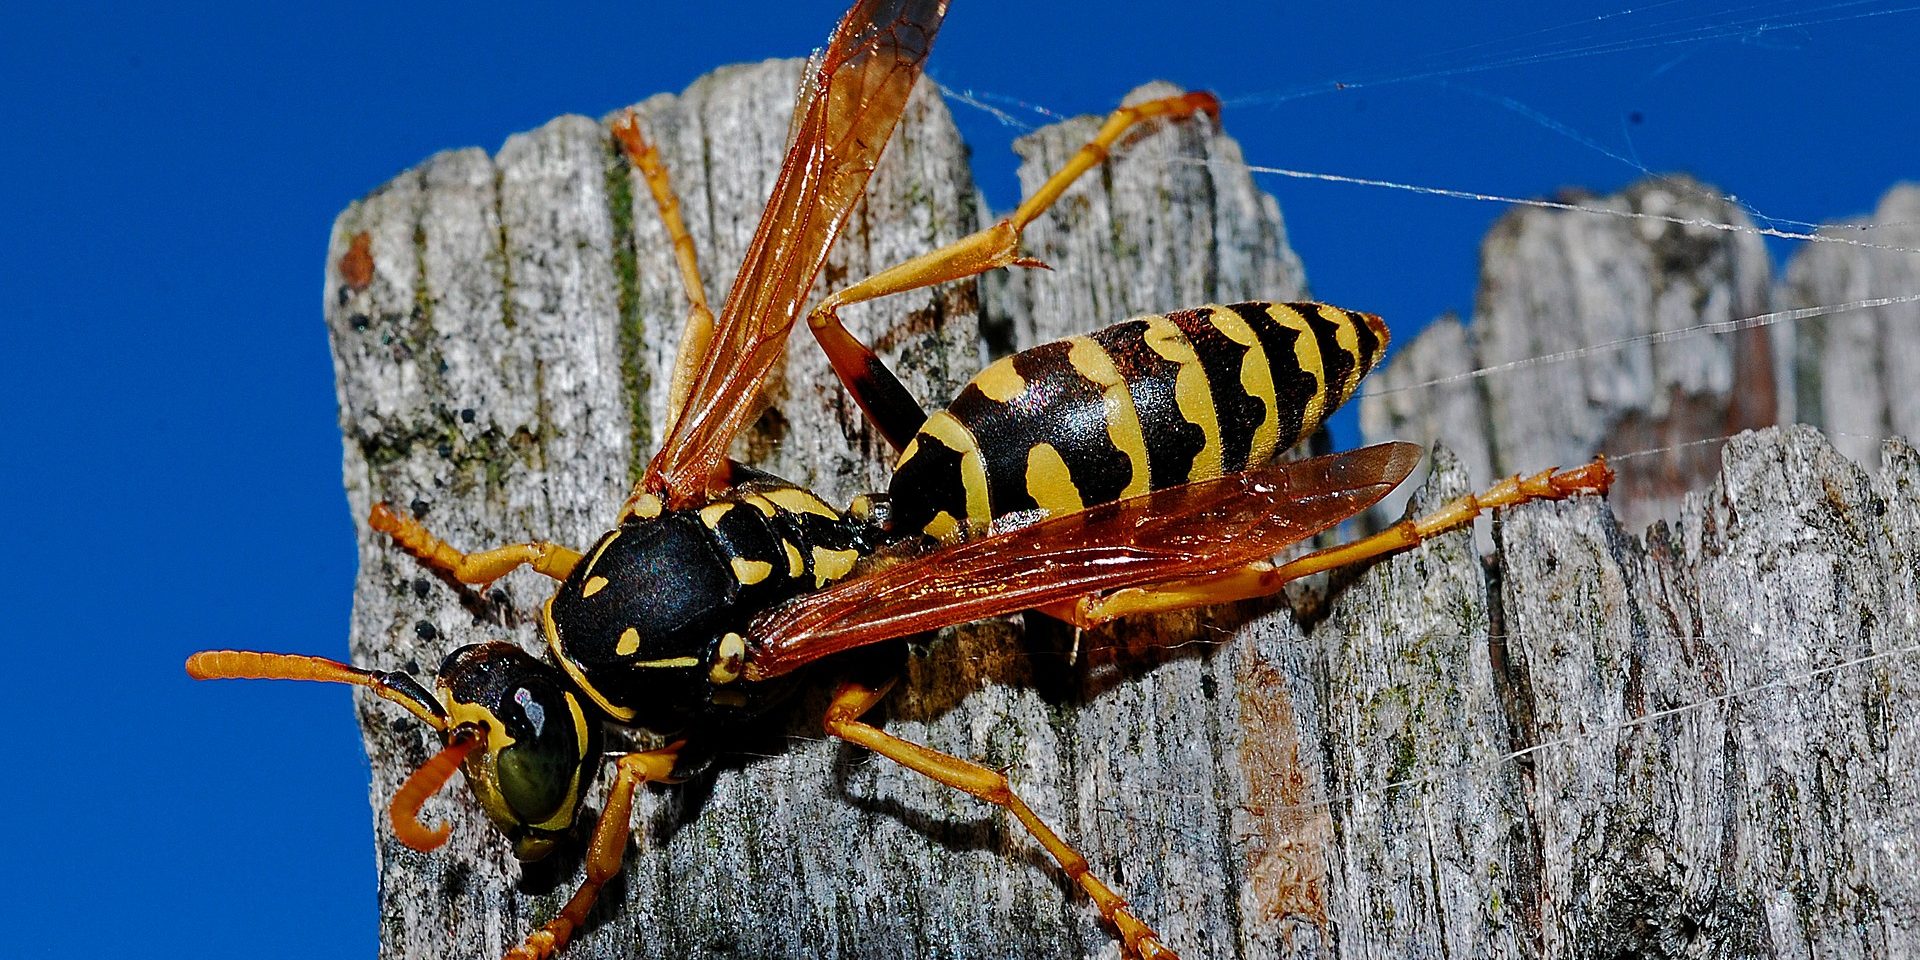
(604, 127, 651, 484)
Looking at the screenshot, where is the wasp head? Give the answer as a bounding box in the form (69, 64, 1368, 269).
(434, 642, 603, 861)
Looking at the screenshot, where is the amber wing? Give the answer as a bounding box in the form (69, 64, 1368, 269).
(744, 442, 1422, 678)
(644, 0, 948, 505)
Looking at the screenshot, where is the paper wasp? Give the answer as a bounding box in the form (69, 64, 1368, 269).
(187, 1, 1611, 957)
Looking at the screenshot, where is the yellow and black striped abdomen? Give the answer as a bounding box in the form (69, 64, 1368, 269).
(888, 301, 1388, 541)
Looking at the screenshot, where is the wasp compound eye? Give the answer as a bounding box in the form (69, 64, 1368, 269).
(495, 676, 583, 825)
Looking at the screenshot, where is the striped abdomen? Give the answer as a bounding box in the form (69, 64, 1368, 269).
(887, 301, 1389, 540)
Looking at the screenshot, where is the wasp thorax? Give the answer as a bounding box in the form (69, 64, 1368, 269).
(434, 642, 601, 861)
(541, 513, 810, 729)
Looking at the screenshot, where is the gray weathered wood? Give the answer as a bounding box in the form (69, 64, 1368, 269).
(1775, 184, 1920, 466)
(1360, 176, 1778, 537)
(321, 59, 1919, 960)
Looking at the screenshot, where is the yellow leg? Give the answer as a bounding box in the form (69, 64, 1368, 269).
(823, 680, 1180, 960)
(612, 110, 715, 426)
(806, 91, 1222, 451)
(1040, 457, 1613, 628)
(369, 503, 582, 585)
(504, 746, 681, 960)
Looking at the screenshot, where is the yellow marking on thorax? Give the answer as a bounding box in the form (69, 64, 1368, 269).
(973, 357, 1027, 402)
(543, 598, 636, 722)
(620, 491, 663, 522)
(1024, 443, 1084, 516)
(582, 529, 621, 572)
(783, 540, 805, 577)
(619, 623, 700, 667)
(709, 632, 746, 684)
(916, 411, 991, 535)
(1142, 315, 1224, 481)
(631, 655, 700, 669)
(761, 487, 839, 520)
(811, 546, 859, 587)
(1268, 304, 1330, 435)
(731, 557, 773, 585)
(1065, 336, 1149, 497)
(741, 494, 779, 517)
(699, 502, 734, 528)
(581, 576, 609, 597)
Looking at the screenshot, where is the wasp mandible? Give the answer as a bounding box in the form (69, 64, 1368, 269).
(188, 1, 1611, 957)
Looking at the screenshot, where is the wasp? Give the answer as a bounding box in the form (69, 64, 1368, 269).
(188, 1, 1611, 957)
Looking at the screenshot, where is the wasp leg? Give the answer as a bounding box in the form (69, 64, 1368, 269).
(806, 92, 1222, 452)
(1040, 457, 1614, 628)
(823, 680, 1180, 960)
(369, 503, 583, 585)
(505, 745, 681, 960)
(612, 111, 715, 426)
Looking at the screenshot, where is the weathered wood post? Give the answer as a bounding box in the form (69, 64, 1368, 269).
(324, 60, 1919, 960)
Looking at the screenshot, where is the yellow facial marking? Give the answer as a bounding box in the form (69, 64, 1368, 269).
(444, 699, 516, 758)
(919, 411, 991, 534)
(732, 557, 773, 585)
(1066, 336, 1149, 497)
(1024, 443, 1084, 516)
(784, 540, 805, 577)
(565, 693, 589, 764)
(581, 576, 609, 598)
(699, 502, 733, 528)
(616, 627, 642, 657)
(1142, 315, 1223, 482)
(762, 487, 839, 520)
(543, 597, 636, 722)
(1206, 305, 1280, 462)
(811, 546, 860, 587)
(709, 632, 746, 685)
(973, 357, 1027, 402)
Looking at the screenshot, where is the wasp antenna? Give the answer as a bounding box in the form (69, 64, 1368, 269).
(390, 726, 482, 852)
(185, 649, 448, 731)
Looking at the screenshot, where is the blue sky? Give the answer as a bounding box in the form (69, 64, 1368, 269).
(4, 2, 1916, 957)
